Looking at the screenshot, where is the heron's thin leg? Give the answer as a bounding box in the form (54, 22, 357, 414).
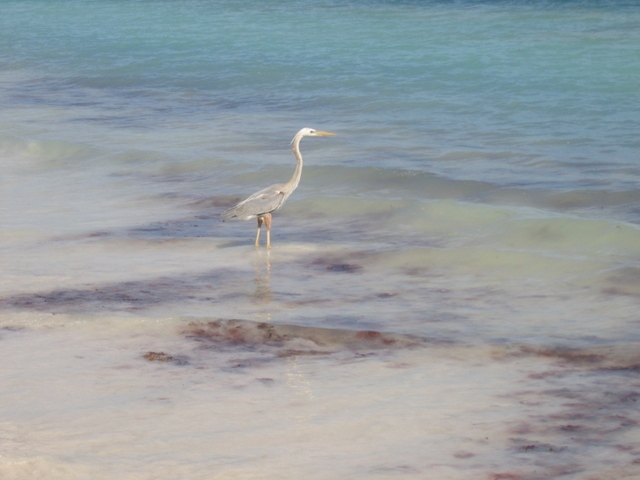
(264, 213, 272, 249)
(255, 217, 263, 248)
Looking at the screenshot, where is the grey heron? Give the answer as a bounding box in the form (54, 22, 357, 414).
(221, 127, 335, 248)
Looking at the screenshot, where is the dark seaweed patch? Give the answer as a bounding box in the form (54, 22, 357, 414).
(453, 451, 475, 459)
(143, 351, 174, 362)
(1, 325, 26, 332)
(309, 252, 367, 274)
(182, 318, 425, 356)
(522, 346, 606, 365)
(376, 292, 396, 298)
(489, 473, 526, 480)
(0, 270, 238, 314)
(310, 258, 362, 273)
(494, 344, 640, 373)
(327, 263, 361, 273)
(143, 351, 189, 365)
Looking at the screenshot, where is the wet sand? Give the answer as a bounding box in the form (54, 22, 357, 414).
(2, 311, 640, 479)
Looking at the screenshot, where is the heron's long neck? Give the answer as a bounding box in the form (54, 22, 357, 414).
(285, 135, 304, 194)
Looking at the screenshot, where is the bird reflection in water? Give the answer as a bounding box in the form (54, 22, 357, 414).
(252, 249, 272, 306)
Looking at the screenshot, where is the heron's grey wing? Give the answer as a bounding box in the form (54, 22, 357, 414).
(221, 184, 286, 221)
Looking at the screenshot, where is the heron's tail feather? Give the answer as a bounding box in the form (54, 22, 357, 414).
(220, 207, 238, 221)
(221, 201, 256, 221)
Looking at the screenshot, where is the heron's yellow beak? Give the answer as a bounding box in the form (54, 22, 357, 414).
(315, 130, 336, 136)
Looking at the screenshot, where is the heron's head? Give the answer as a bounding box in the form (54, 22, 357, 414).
(292, 127, 336, 144)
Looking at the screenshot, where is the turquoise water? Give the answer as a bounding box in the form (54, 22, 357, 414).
(2, 1, 640, 478)
(2, 1, 639, 190)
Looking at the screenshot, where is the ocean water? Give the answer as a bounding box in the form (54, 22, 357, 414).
(1, 0, 640, 478)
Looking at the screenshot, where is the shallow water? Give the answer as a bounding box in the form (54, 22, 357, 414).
(1, 0, 640, 478)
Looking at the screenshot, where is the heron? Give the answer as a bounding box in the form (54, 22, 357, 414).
(221, 127, 335, 249)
